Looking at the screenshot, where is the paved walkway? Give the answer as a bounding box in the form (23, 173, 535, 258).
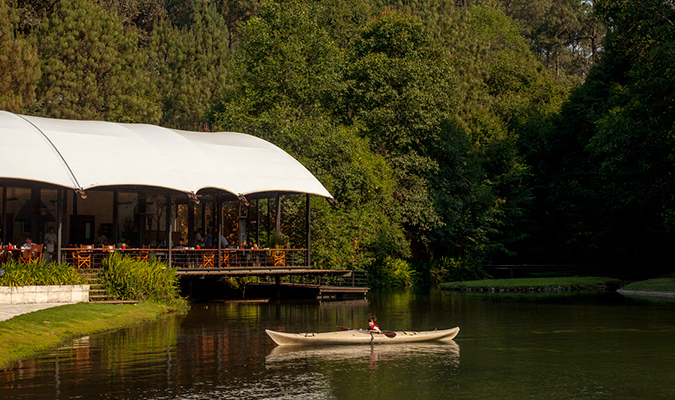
(0, 303, 75, 322)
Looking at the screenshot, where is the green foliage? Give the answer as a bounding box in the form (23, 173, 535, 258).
(149, 0, 230, 130)
(100, 253, 184, 305)
(0, 260, 86, 286)
(268, 231, 288, 249)
(621, 278, 675, 293)
(34, 0, 160, 122)
(230, 0, 344, 113)
(414, 256, 486, 287)
(9, 0, 667, 282)
(0, 0, 40, 112)
(367, 256, 416, 289)
(343, 11, 458, 237)
(485, 0, 603, 80)
(517, 0, 675, 267)
(312, 201, 409, 271)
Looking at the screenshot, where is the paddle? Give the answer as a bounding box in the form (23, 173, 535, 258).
(337, 325, 396, 338)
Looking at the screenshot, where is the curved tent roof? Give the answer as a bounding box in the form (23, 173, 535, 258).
(0, 111, 333, 200)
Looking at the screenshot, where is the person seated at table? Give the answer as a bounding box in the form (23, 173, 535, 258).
(174, 238, 188, 249)
(219, 234, 229, 248)
(21, 237, 34, 249)
(96, 229, 109, 246)
(194, 229, 205, 248)
(204, 231, 213, 248)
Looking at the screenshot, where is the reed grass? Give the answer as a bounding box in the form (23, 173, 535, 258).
(100, 253, 185, 306)
(0, 302, 177, 369)
(0, 260, 86, 286)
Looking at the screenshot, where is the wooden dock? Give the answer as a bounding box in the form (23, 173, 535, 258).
(246, 281, 369, 300)
(177, 267, 369, 300)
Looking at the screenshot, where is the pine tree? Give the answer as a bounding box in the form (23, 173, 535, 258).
(149, 1, 230, 131)
(35, 0, 160, 122)
(0, 0, 40, 113)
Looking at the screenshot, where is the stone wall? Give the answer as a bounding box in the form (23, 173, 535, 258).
(0, 285, 90, 304)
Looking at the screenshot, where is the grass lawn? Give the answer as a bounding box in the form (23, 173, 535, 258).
(439, 276, 615, 290)
(620, 277, 675, 292)
(0, 302, 182, 369)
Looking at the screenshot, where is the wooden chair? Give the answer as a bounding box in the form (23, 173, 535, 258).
(31, 244, 43, 262)
(18, 244, 42, 263)
(135, 246, 149, 262)
(272, 250, 286, 267)
(19, 249, 32, 263)
(202, 252, 215, 268)
(220, 251, 230, 268)
(75, 245, 93, 269)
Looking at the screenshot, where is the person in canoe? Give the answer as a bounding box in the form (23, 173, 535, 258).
(362, 316, 381, 332)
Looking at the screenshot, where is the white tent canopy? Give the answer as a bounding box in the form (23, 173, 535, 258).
(0, 111, 333, 200)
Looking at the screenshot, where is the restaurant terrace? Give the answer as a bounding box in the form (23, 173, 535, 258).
(0, 111, 367, 299)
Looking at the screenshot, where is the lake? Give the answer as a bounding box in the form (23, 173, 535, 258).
(2, 290, 675, 399)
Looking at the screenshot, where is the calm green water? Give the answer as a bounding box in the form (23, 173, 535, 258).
(3, 290, 675, 399)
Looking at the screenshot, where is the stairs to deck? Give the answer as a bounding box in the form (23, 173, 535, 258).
(78, 269, 111, 302)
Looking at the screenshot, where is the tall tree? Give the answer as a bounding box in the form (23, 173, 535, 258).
(342, 12, 469, 254)
(588, 0, 675, 267)
(0, 0, 40, 113)
(35, 0, 160, 122)
(486, 0, 604, 80)
(228, 0, 344, 113)
(214, 0, 407, 270)
(523, 0, 675, 269)
(149, 0, 230, 131)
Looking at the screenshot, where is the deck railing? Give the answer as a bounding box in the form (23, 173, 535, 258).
(61, 248, 309, 269)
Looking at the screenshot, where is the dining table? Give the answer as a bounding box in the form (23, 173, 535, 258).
(1, 246, 37, 263)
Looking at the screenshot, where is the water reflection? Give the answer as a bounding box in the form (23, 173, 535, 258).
(2, 292, 675, 399)
(266, 341, 460, 367)
(265, 340, 459, 366)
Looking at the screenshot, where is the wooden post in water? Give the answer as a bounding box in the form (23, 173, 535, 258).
(275, 275, 281, 299)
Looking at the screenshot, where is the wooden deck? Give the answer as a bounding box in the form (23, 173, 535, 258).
(179, 268, 369, 300)
(65, 248, 369, 300)
(246, 281, 369, 300)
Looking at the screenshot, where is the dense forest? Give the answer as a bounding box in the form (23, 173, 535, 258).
(1, 0, 673, 286)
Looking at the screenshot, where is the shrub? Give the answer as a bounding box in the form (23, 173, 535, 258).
(0, 260, 86, 286)
(414, 257, 486, 287)
(368, 257, 416, 288)
(100, 253, 184, 306)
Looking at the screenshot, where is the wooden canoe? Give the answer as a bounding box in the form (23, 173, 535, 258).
(265, 327, 460, 346)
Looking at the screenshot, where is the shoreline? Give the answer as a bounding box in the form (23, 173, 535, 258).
(616, 289, 675, 298)
(0, 302, 184, 369)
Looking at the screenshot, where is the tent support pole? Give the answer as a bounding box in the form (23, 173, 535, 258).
(217, 193, 222, 268)
(306, 194, 311, 268)
(1, 185, 6, 245)
(56, 189, 63, 263)
(275, 194, 281, 237)
(255, 199, 260, 248)
(188, 201, 195, 245)
(138, 192, 146, 247)
(31, 188, 39, 241)
(112, 190, 118, 245)
(166, 192, 172, 266)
